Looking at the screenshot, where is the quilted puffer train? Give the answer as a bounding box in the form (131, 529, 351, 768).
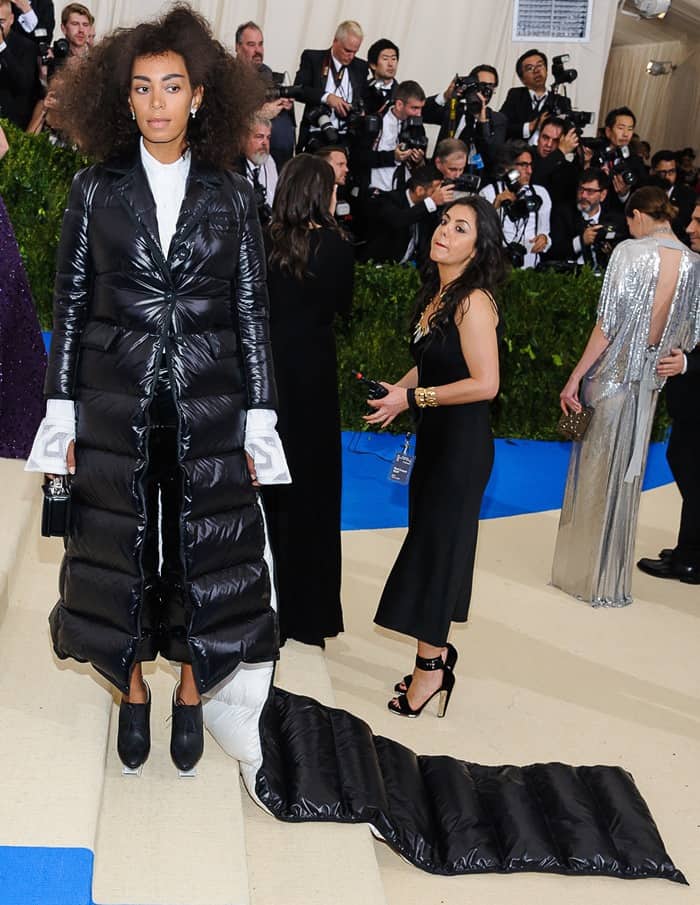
(45, 153, 279, 694)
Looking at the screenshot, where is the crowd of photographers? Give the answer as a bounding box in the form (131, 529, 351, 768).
(240, 18, 699, 273)
(1, 7, 699, 272)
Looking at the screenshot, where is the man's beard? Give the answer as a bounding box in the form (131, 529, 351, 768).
(249, 152, 269, 167)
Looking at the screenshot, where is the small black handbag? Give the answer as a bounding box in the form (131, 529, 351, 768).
(41, 476, 72, 537)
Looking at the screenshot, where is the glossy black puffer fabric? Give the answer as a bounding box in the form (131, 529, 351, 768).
(256, 689, 686, 883)
(45, 154, 278, 694)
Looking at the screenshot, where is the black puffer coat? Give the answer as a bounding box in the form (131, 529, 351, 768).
(46, 153, 279, 694)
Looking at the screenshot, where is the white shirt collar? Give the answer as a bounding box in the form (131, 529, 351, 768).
(139, 137, 191, 183)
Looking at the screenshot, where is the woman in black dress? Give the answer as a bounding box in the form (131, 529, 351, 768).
(367, 197, 507, 717)
(262, 154, 354, 646)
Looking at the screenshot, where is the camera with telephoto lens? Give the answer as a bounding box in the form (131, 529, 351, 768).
(398, 116, 428, 153)
(346, 99, 381, 141)
(306, 104, 340, 147)
(265, 71, 305, 102)
(453, 74, 494, 117)
(501, 169, 542, 222)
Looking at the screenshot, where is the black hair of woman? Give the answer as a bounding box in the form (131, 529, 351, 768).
(268, 153, 348, 282)
(415, 196, 510, 334)
(53, 2, 265, 167)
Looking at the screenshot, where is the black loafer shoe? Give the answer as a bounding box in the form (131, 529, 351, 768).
(170, 686, 204, 774)
(117, 682, 151, 770)
(658, 548, 674, 561)
(637, 556, 700, 584)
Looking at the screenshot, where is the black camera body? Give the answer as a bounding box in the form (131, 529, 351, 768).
(502, 169, 542, 222)
(596, 143, 637, 187)
(453, 74, 493, 117)
(346, 99, 381, 141)
(398, 116, 428, 153)
(443, 171, 481, 196)
(552, 54, 577, 85)
(506, 241, 527, 269)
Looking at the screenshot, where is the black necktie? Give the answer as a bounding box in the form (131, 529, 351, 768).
(252, 167, 261, 187)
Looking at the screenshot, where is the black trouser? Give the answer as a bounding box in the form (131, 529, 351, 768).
(135, 371, 191, 664)
(667, 419, 700, 568)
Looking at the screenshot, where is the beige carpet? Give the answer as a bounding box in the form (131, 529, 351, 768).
(1, 456, 696, 904)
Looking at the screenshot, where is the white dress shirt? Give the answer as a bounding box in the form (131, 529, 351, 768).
(480, 181, 552, 269)
(320, 53, 353, 131)
(524, 89, 548, 144)
(370, 107, 401, 192)
(244, 155, 278, 207)
(140, 138, 191, 256)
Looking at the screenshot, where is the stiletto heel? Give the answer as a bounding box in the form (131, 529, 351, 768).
(118, 680, 151, 774)
(388, 655, 455, 718)
(394, 642, 457, 693)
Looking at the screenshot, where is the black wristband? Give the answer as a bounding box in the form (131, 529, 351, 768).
(406, 388, 418, 414)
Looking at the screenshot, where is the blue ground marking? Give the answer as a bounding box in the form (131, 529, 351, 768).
(341, 431, 672, 531)
(0, 847, 94, 905)
(42, 332, 51, 354)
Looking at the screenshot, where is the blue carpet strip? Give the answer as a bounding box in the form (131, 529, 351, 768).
(0, 847, 94, 905)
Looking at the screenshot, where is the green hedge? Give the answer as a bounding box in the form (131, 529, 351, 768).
(0, 120, 87, 328)
(0, 120, 668, 441)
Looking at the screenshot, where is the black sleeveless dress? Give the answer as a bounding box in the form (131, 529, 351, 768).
(374, 313, 495, 646)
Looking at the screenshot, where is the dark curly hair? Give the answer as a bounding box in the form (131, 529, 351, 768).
(268, 154, 346, 281)
(414, 197, 509, 334)
(52, 3, 265, 167)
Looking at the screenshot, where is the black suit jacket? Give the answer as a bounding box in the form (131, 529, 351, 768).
(499, 86, 571, 140)
(666, 347, 699, 422)
(294, 49, 369, 152)
(423, 96, 506, 175)
(11, 0, 54, 37)
(0, 28, 38, 129)
(532, 149, 579, 206)
(670, 182, 696, 246)
(361, 188, 434, 263)
(547, 203, 625, 266)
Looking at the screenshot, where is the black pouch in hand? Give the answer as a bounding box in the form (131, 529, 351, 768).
(41, 476, 71, 537)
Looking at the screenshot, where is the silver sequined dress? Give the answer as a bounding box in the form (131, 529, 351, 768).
(552, 235, 700, 606)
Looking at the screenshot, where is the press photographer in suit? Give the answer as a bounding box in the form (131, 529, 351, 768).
(0, 0, 38, 128)
(10, 0, 54, 39)
(361, 164, 454, 264)
(423, 64, 506, 176)
(295, 20, 368, 152)
(650, 149, 695, 246)
(500, 49, 570, 143)
(547, 168, 624, 269)
(637, 205, 700, 585)
(531, 116, 580, 206)
(235, 20, 296, 170)
(366, 38, 399, 110)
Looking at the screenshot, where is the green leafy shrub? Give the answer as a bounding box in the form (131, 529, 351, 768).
(0, 125, 669, 440)
(0, 119, 86, 328)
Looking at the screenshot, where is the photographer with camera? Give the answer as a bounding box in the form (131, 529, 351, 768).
(480, 140, 551, 268)
(650, 149, 695, 245)
(235, 114, 277, 227)
(351, 79, 427, 196)
(315, 145, 356, 235)
(500, 49, 572, 144)
(594, 107, 647, 219)
(532, 116, 580, 205)
(361, 163, 454, 264)
(547, 168, 624, 270)
(295, 20, 368, 153)
(235, 21, 296, 170)
(366, 38, 399, 110)
(0, 0, 38, 127)
(423, 64, 506, 177)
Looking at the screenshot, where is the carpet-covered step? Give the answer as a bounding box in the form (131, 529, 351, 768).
(92, 663, 250, 905)
(243, 641, 388, 905)
(0, 529, 112, 905)
(0, 460, 41, 625)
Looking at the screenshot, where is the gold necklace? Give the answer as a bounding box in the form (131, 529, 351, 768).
(416, 287, 447, 338)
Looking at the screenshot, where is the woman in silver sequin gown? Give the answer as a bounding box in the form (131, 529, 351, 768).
(552, 186, 700, 606)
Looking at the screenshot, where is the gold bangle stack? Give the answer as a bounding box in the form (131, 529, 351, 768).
(415, 386, 439, 408)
